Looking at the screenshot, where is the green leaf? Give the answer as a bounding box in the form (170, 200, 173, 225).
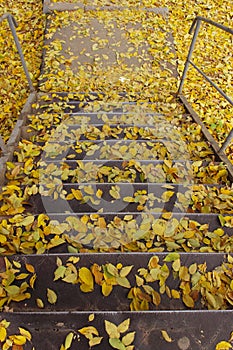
(54, 265, 66, 281)
(163, 253, 180, 262)
(109, 338, 126, 350)
(116, 277, 131, 289)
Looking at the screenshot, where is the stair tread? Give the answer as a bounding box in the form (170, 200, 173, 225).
(2, 310, 233, 349)
(14, 139, 214, 162)
(1, 252, 231, 304)
(14, 181, 232, 215)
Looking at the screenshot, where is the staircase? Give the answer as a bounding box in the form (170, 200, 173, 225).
(0, 4, 233, 350)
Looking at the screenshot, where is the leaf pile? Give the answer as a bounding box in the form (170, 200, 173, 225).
(0, 257, 36, 308)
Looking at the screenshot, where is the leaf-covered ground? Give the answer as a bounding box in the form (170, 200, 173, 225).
(0, 0, 45, 143)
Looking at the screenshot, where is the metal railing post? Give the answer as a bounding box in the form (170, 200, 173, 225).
(219, 129, 233, 153)
(4, 14, 35, 92)
(177, 19, 201, 95)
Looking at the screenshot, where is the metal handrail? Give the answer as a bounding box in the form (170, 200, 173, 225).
(0, 13, 34, 92)
(177, 16, 233, 153)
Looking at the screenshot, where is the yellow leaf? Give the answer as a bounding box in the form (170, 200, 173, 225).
(172, 259, 181, 272)
(17, 216, 34, 227)
(11, 335, 27, 345)
(171, 289, 180, 299)
(116, 276, 131, 289)
(105, 320, 120, 338)
(66, 193, 74, 200)
(161, 191, 174, 202)
(16, 273, 29, 280)
(78, 326, 99, 338)
(83, 186, 94, 195)
(62, 273, 77, 284)
(37, 214, 48, 227)
(88, 313, 95, 322)
(109, 186, 121, 199)
(122, 332, 135, 346)
(89, 336, 103, 347)
(117, 318, 130, 334)
(119, 266, 133, 278)
(92, 43, 99, 51)
(71, 189, 83, 200)
(182, 294, 194, 308)
(216, 341, 232, 350)
(0, 327, 7, 342)
(64, 332, 74, 349)
(96, 189, 103, 198)
(102, 281, 113, 297)
(29, 274, 37, 289)
(67, 257, 80, 264)
(25, 264, 35, 273)
(79, 267, 94, 291)
(5, 285, 20, 296)
(123, 196, 134, 203)
(36, 298, 44, 309)
(18, 328, 31, 341)
(161, 330, 173, 343)
(80, 283, 94, 293)
(47, 288, 57, 304)
(13, 261, 21, 269)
